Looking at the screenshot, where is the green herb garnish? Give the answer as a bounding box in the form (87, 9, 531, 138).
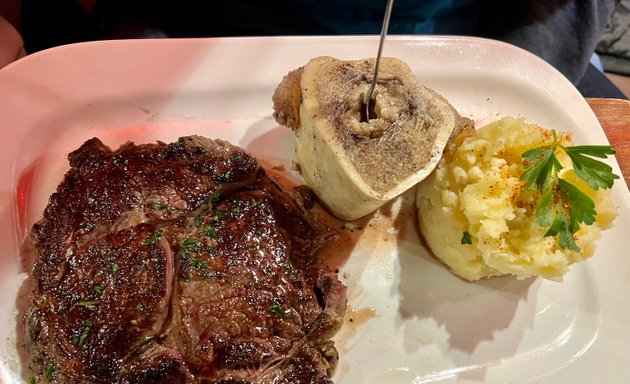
(193, 211, 206, 228)
(461, 231, 472, 245)
(204, 225, 217, 238)
(190, 258, 209, 271)
(213, 210, 230, 220)
(181, 238, 201, 252)
(94, 285, 105, 295)
(78, 319, 93, 345)
(213, 207, 240, 220)
(142, 335, 154, 342)
(285, 261, 299, 282)
(267, 303, 289, 317)
(143, 229, 163, 246)
(43, 362, 54, 379)
(110, 261, 120, 275)
(520, 131, 618, 251)
(152, 202, 166, 211)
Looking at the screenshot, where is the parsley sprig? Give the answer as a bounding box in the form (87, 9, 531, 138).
(520, 131, 618, 251)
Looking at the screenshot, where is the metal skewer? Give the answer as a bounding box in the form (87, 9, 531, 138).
(364, 0, 395, 121)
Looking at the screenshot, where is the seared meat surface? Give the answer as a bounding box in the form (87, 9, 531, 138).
(22, 136, 346, 383)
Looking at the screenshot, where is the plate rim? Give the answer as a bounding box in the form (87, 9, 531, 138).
(1, 35, 629, 383)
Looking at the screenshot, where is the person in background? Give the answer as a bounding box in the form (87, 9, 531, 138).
(1, 0, 624, 97)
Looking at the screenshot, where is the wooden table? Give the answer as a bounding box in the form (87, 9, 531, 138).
(586, 98, 630, 190)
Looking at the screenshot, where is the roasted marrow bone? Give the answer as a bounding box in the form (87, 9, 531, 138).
(273, 56, 471, 221)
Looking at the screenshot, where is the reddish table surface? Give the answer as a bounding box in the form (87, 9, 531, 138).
(587, 98, 630, 190)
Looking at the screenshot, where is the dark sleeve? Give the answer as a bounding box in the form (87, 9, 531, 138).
(477, 0, 618, 84)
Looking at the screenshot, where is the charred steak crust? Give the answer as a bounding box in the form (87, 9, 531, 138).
(22, 136, 347, 383)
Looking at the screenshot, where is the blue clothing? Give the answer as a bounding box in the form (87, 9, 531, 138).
(20, 0, 618, 85)
(289, 0, 478, 35)
(281, 0, 617, 84)
(478, 1, 618, 85)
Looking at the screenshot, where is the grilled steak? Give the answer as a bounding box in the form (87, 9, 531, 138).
(21, 136, 346, 383)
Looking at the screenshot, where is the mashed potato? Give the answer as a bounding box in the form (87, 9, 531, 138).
(416, 117, 617, 281)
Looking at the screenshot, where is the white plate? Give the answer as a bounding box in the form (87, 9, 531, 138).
(1, 36, 629, 383)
